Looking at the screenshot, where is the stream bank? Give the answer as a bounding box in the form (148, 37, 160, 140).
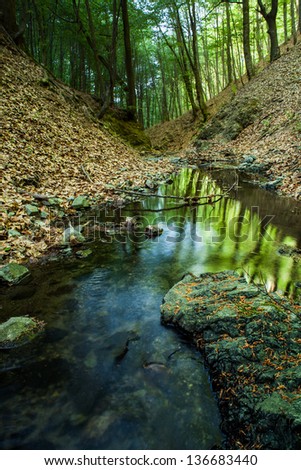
(1, 167, 301, 449)
(161, 271, 301, 449)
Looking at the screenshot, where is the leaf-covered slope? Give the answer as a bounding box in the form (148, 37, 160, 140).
(195, 41, 301, 200)
(0, 37, 173, 263)
(148, 40, 301, 200)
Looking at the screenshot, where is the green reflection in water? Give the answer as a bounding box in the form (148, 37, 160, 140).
(134, 168, 301, 298)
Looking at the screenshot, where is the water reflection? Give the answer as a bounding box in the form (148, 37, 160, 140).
(126, 168, 301, 297)
(0, 168, 300, 450)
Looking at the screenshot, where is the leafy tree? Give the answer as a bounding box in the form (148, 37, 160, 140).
(257, 0, 280, 62)
(12, 0, 297, 127)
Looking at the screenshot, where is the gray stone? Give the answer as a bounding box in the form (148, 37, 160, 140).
(25, 204, 39, 216)
(0, 316, 43, 347)
(260, 177, 283, 190)
(62, 226, 86, 245)
(47, 197, 63, 207)
(8, 229, 22, 237)
(160, 270, 301, 449)
(0, 263, 29, 284)
(76, 249, 92, 258)
(40, 210, 48, 219)
(34, 220, 46, 228)
(243, 155, 256, 164)
(72, 196, 91, 209)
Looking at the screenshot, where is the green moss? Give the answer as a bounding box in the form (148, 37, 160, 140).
(103, 110, 151, 149)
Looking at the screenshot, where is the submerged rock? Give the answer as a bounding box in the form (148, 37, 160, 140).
(145, 225, 163, 238)
(260, 177, 283, 190)
(75, 249, 93, 259)
(0, 263, 29, 285)
(0, 316, 44, 348)
(161, 270, 301, 449)
(278, 244, 301, 261)
(122, 216, 139, 230)
(62, 226, 86, 245)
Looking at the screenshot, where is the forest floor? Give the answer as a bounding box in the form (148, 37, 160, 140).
(147, 38, 301, 201)
(1, 33, 301, 267)
(0, 35, 174, 265)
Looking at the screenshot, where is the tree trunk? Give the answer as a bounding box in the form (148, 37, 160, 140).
(0, 0, 19, 41)
(84, 0, 105, 100)
(299, 0, 301, 33)
(258, 0, 280, 62)
(157, 50, 170, 122)
(255, 9, 264, 61)
(188, 0, 207, 119)
(109, 0, 120, 106)
(291, 0, 297, 44)
(225, 1, 233, 84)
(242, 0, 254, 80)
(283, 0, 288, 42)
(121, 0, 136, 120)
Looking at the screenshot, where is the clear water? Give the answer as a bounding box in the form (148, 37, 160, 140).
(0, 168, 300, 450)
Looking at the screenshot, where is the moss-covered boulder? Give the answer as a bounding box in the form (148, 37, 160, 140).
(197, 98, 260, 142)
(104, 109, 151, 149)
(72, 196, 91, 209)
(0, 316, 44, 348)
(0, 263, 29, 285)
(161, 270, 301, 449)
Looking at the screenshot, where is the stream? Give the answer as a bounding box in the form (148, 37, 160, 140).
(1, 167, 300, 450)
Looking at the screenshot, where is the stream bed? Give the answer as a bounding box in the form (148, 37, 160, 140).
(1, 168, 300, 450)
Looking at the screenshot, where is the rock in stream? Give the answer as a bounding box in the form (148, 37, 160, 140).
(160, 270, 301, 449)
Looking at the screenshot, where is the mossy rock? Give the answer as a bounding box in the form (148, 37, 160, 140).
(197, 98, 261, 142)
(104, 109, 151, 149)
(72, 196, 91, 209)
(0, 316, 44, 348)
(0, 263, 29, 285)
(161, 270, 301, 448)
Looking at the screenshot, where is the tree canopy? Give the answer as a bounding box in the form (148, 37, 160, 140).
(1, 0, 300, 126)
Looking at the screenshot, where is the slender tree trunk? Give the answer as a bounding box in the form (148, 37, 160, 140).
(188, 0, 207, 119)
(157, 50, 170, 122)
(175, 22, 198, 117)
(121, 0, 136, 119)
(215, 13, 222, 93)
(109, 0, 120, 106)
(201, 31, 213, 98)
(258, 0, 280, 62)
(299, 0, 301, 33)
(84, 0, 105, 100)
(242, 0, 254, 79)
(283, 0, 288, 42)
(70, 42, 76, 89)
(255, 9, 264, 61)
(291, 0, 297, 43)
(0, 0, 23, 44)
(59, 33, 64, 80)
(32, 0, 47, 65)
(79, 43, 86, 92)
(225, 1, 233, 84)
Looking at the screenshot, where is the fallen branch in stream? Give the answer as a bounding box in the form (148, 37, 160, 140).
(123, 181, 237, 212)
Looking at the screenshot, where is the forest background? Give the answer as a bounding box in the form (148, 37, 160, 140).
(2, 0, 301, 129)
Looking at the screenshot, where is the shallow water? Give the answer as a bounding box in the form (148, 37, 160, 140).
(0, 168, 300, 450)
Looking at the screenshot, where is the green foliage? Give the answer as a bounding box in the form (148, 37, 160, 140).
(15, 0, 299, 128)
